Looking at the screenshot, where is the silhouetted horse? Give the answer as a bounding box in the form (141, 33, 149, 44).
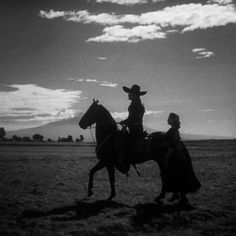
(79, 99, 169, 201)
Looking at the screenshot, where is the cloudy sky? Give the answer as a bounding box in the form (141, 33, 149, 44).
(0, 0, 236, 137)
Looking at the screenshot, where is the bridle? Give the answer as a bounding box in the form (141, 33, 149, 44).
(89, 125, 96, 143)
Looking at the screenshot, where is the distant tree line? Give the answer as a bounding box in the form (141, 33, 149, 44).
(0, 127, 84, 143)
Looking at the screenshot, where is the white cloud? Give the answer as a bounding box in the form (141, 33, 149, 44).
(192, 48, 206, 53)
(95, 0, 165, 5)
(68, 77, 117, 87)
(145, 110, 164, 116)
(87, 24, 166, 43)
(207, 0, 233, 5)
(192, 48, 215, 59)
(86, 79, 117, 87)
(196, 51, 215, 59)
(100, 81, 117, 87)
(111, 111, 128, 119)
(39, 9, 65, 19)
(112, 110, 164, 119)
(39, 2, 236, 42)
(0, 84, 82, 123)
(86, 78, 100, 83)
(40, 4, 236, 28)
(97, 56, 107, 60)
(96, 0, 147, 5)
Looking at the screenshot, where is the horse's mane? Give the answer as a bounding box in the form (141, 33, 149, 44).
(99, 104, 117, 130)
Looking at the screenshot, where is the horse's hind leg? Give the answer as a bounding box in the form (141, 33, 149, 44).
(155, 181, 166, 203)
(107, 165, 116, 201)
(155, 168, 167, 203)
(88, 161, 106, 197)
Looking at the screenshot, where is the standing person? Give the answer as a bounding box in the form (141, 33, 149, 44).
(164, 113, 201, 204)
(117, 84, 147, 174)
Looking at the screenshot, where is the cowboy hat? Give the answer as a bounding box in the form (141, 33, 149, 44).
(122, 84, 147, 96)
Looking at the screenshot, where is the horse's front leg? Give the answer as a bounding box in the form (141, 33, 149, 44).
(88, 161, 106, 197)
(107, 165, 116, 201)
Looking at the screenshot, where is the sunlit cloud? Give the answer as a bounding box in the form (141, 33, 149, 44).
(97, 56, 107, 60)
(39, 9, 65, 19)
(39, 2, 236, 42)
(87, 25, 166, 43)
(100, 81, 117, 87)
(111, 110, 164, 120)
(0, 84, 83, 125)
(95, 0, 165, 5)
(196, 51, 215, 59)
(111, 111, 128, 119)
(86, 78, 100, 83)
(68, 77, 117, 87)
(145, 110, 165, 116)
(192, 48, 206, 53)
(192, 48, 215, 59)
(77, 79, 85, 82)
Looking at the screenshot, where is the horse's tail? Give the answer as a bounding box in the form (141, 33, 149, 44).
(149, 131, 166, 144)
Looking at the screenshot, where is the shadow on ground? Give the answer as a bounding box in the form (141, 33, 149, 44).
(21, 200, 130, 221)
(21, 199, 194, 223)
(132, 202, 195, 225)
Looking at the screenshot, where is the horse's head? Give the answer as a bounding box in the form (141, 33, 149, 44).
(79, 99, 100, 129)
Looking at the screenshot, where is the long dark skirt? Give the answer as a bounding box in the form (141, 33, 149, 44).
(164, 142, 201, 193)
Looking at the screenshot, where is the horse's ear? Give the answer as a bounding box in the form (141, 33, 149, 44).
(92, 98, 99, 104)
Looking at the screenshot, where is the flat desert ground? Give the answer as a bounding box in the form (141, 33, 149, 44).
(0, 140, 235, 236)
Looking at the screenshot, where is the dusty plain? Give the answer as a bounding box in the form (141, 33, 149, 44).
(0, 140, 235, 235)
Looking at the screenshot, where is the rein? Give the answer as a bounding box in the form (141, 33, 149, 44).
(95, 132, 116, 155)
(89, 126, 96, 143)
(87, 125, 116, 154)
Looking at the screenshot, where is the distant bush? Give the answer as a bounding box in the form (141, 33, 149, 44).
(58, 135, 74, 142)
(76, 135, 84, 142)
(33, 134, 44, 142)
(0, 127, 6, 141)
(22, 137, 31, 142)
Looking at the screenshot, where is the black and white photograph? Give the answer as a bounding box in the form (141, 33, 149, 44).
(0, 0, 235, 235)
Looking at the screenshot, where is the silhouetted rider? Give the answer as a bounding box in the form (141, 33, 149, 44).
(117, 84, 147, 175)
(120, 84, 147, 141)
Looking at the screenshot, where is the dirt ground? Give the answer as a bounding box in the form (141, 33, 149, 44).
(0, 140, 235, 236)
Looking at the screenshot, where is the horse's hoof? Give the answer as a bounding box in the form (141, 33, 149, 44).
(168, 193, 179, 202)
(154, 196, 164, 204)
(107, 194, 116, 201)
(87, 190, 93, 197)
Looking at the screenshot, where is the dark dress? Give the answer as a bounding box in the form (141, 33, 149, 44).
(164, 127, 201, 193)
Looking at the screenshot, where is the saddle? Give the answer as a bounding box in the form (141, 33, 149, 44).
(114, 130, 151, 174)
